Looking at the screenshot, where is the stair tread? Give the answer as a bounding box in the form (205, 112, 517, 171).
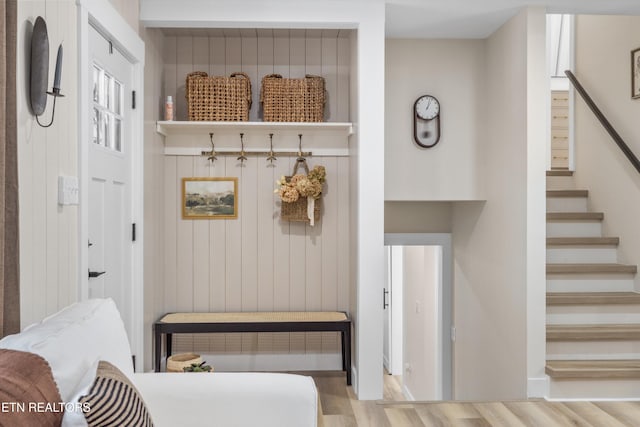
(547, 263, 637, 274)
(547, 292, 640, 305)
(547, 324, 640, 341)
(547, 190, 588, 197)
(547, 212, 603, 220)
(547, 237, 619, 246)
(546, 360, 640, 379)
(547, 170, 574, 177)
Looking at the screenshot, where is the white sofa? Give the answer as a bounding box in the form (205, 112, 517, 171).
(0, 298, 319, 427)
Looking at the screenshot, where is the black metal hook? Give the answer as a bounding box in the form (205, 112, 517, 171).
(297, 133, 305, 161)
(237, 133, 247, 163)
(207, 132, 217, 162)
(267, 133, 276, 163)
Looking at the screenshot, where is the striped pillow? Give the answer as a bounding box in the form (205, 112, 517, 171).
(80, 361, 154, 427)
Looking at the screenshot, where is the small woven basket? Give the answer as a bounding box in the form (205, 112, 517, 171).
(186, 71, 252, 121)
(280, 159, 322, 223)
(281, 196, 321, 222)
(260, 74, 325, 122)
(167, 353, 202, 373)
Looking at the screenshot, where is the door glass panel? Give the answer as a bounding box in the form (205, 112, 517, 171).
(113, 81, 122, 115)
(104, 113, 111, 149)
(92, 108, 99, 145)
(92, 66, 100, 103)
(98, 111, 106, 147)
(114, 118, 122, 152)
(103, 74, 111, 108)
(91, 62, 124, 153)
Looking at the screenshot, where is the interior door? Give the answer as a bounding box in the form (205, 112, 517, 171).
(87, 24, 134, 347)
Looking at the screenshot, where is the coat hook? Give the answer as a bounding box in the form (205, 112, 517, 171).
(297, 133, 305, 162)
(207, 132, 218, 163)
(237, 133, 247, 163)
(267, 133, 276, 163)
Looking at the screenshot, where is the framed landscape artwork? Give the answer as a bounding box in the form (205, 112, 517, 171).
(632, 47, 640, 99)
(182, 177, 238, 219)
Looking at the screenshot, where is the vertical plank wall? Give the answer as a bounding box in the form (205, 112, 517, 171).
(17, 1, 79, 328)
(162, 30, 352, 363)
(162, 29, 351, 122)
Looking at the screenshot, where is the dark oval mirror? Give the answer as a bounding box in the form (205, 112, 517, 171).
(30, 16, 49, 116)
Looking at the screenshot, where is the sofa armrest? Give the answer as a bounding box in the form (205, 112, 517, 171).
(133, 372, 318, 427)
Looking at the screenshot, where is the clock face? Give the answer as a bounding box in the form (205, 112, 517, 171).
(415, 95, 440, 120)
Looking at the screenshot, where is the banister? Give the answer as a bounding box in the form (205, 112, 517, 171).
(565, 70, 640, 175)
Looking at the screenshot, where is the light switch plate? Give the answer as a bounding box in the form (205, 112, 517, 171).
(58, 176, 79, 205)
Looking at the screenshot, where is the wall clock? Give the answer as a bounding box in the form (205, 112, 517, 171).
(413, 95, 441, 148)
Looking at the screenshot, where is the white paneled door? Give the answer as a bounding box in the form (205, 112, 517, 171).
(87, 24, 134, 346)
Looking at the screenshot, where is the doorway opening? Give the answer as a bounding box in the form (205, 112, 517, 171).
(547, 13, 574, 171)
(384, 233, 453, 401)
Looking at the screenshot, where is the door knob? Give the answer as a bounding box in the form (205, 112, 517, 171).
(88, 270, 106, 278)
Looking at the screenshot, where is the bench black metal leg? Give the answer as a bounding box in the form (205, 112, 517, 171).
(154, 328, 161, 372)
(166, 333, 173, 370)
(343, 327, 352, 386)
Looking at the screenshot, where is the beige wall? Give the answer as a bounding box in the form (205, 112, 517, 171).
(574, 15, 640, 289)
(385, 39, 485, 201)
(163, 155, 350, 361)
(452, 8, 535, 400)
(384, 202, 452, 233)
(17, 0, 79, 328)
(162, 31, 351, 123)
(109, 0, 139, 34)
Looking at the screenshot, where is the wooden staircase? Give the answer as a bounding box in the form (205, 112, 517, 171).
(546, 170, 640, 399)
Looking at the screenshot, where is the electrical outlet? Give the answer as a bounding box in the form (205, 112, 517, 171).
(415, 301, 421, 314)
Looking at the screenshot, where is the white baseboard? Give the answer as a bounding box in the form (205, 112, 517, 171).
(179, 353, 342, 372)
(351, 366, 358, 395)
(403, 384, 415, 401)
(528, 376, 549, 398)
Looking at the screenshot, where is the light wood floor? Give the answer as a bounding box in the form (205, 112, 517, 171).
(304, 372, 640, 427)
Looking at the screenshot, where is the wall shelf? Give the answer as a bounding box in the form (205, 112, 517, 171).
(156, 121, 354, 157)
(156, 121, 354, 137)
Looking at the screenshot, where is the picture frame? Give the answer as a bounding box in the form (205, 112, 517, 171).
(182, 177, 238, 219)
(632, 47, 640, 99)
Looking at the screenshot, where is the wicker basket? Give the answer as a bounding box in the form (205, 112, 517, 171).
(281, 197, 321, 222)
(260, 74, 325, 122)
(280, 159, 322, 223)
(186, 71, 252, 121)
(167, 353, 202, 372)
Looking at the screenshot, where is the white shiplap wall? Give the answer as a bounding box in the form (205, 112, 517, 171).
(17, 1, 79, 328)
(161, 30, 352, 362)
(163, 29, 351, 122)
(164, 155, 351, 357)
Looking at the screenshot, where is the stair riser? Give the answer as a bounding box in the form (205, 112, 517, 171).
(547, 341, 640, 360)
(547, 306, 640, 325)
(547, 197, 588, 213)
(546, 176, 575, 190)
(549, 379, 640, 399)
(546, 247, 618, 263)
(547, 222, 602, 237)
(547, 278, 635, 293)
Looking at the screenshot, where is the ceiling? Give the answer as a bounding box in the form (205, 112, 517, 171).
(385, 0, 640, 38)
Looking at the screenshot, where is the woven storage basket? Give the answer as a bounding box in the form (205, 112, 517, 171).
(281, 196, 321, 222)
(186, 71, 252, 121)
(260, 74, 325, 122)
(167, 353, 202, 372)
(280, 159, 321, 222)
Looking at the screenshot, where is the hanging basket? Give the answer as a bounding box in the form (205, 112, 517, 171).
(280, 159, 322, 223)
(281, 196, 321, 223)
